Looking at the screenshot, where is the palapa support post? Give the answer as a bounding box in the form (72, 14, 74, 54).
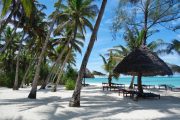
(137, 73, 143, 94)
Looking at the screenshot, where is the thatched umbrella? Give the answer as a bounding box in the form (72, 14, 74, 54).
(92, 71, 106, 76)
(113, 46, 173, 94)
(167, 63, 180, 73)
(82, 68, 94, 86)
(84, 69, 95, 78)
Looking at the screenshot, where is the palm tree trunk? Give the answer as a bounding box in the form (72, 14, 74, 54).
(28, 18, 71, 98)
(108, 75, 112, 87)
(20, 63, 31, 88)
(69, 0, 107, 107)
(13, 32, 25, 90)
(40, 64, 60, 89)
(129, 75, 135, 89)
(40, 38, 72, 89)
(52, 49, 71, 92)
(137, 73, 143, 94)
(28, 20, 55, 99)
(0, 16, 21, 53)
(0, 4, 19, 34)
(20, 60, 35, 88)
(142, 0, 150, 45)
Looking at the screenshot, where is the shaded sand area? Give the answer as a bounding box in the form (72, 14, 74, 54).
(0, 85, 180, 120)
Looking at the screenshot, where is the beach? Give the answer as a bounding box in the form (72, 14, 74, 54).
(0, 85, 180, 120)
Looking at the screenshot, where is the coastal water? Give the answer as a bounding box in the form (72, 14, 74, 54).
(85, 76, 180, 87)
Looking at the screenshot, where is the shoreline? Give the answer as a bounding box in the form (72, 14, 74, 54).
(85, 76, 180, 87)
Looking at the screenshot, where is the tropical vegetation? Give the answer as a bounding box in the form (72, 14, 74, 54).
(0, 0, 179, 108)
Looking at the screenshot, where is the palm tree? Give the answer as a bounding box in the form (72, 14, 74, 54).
(163, 39, 180, 55)
(27, 0, 72, 99)
(41, 0, 98, 90)
(51, 30, 85, 92)
(0, 26, 21, 87)
(13, 32, 25, 90)
(0, 0, 34, 35)
(13, 2, 47, 90)
(100, 51, 119, 87)
(69, 0, 107, 107)
(52, 0, 98, 72)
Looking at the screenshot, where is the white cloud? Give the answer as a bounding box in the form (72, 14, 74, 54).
(172, 19, 180, 25)
(104, 18, 113, 24)
(176, 34, 180, 39)
(160, 53, 180, 66)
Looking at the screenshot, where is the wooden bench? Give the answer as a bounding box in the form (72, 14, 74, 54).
(134, 84, 155, 89)
(102, 83, 125, 91)
(118, 88, 137, 97)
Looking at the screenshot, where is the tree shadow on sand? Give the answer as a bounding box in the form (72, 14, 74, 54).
(1, 86, 180, 120)
(37, 92, 180, 120)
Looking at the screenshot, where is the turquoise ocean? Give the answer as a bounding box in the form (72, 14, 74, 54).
(85, 76, 180, 87)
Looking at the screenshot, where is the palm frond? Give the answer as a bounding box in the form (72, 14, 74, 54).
(100, 54, 107, 64)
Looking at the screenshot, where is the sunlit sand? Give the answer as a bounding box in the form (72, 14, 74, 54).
(0, 85, 180, 120)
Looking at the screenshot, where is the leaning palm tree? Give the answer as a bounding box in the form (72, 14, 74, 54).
(28, 0, 66, 99)
(13, 2, 47, 90)
(69, 0, 107, 107)
(13, 32, 25, 90)
(51, 30, 85, 92)
(162, 39, 180, 55)
(41, 0, 98, 90)
(0, 26, 21, 87)
(100, 51, 119, 86)
(0, 0, 34, 35)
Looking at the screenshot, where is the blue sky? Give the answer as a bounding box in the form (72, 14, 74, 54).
(38, 0, 180, 74)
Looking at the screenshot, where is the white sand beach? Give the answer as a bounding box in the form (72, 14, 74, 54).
(0, 85, 180, 120)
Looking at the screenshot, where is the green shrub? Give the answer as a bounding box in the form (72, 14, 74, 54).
(65, 79, 75, 90)
(0, 72, 14, 88)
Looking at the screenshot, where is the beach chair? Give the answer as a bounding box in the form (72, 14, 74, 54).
(134, 84, 138, 89)
(159, 84, 174, 91)
(102, 83, 110, 91)
(134, 84, 152, 89)
(172, 87, 180, 92)
(147, 85, 156, 89)
(133, 92, 160, 101)
(102, 83, 125, 91)
(112, 83, 125, 91)
(120, 89, 137, 97)
(142, 93, 160, 99)
(158, 84, 167, 90)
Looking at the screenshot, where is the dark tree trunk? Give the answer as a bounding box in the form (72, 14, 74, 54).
(0, 13, 21, 53)
(39, 20, 72, 90)
(142, 0, 150, 45)
(83, 77, 85, 87)
(13, 32, 25, 90)
(52, 49, 71, 92)
(137, 73, 143, 94)
(69, 0, 107, 107)
(40, 81, 46, 89)
(0, 0, 21, 35)
(21, 56, 36, 88)
(129, 75, 135, 89)
(108, 75, 112, 87)
(28, 20, 55, 99)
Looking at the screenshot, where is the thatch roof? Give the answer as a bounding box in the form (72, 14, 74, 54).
(92, 71, 106, 76)
(167, 63, 180, 73)
(113, 46, 173, 76)
(83, 68, 95, 78)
